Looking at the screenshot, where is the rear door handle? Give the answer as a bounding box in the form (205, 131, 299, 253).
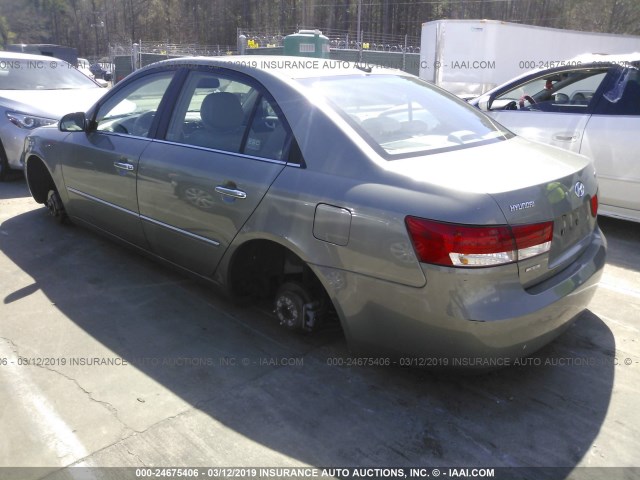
(553, 134, 578, 142)
(114, 161, 135, 171)
(215, 186, 247, 199)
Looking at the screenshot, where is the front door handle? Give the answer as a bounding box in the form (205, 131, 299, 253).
(553, 133, 578, 142)
(114, 161, 135, 171)
(215, 186, 247, 199)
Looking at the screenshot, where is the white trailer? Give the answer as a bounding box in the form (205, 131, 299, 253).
(419, 19, 640, 97)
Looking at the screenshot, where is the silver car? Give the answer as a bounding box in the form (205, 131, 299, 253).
(471, 54, 640, 223)
(23, 56, 606, 366)
(0, 51, 106, 180)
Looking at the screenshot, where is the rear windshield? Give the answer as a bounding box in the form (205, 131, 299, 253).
(0, 58, 99, 90)
(299, 74, 513, 159)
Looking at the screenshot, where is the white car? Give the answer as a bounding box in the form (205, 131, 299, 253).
(0, 51, 106, 180)
(77, 57, 94, 78)
(471, 54, 640, 223)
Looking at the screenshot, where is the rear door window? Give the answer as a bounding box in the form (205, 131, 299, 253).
(165, 70, 291, 161)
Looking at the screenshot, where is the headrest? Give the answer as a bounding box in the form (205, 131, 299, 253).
(200, 92, 243, 129)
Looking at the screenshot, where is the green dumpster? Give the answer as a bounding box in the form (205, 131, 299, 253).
(283, 30, 330, 58)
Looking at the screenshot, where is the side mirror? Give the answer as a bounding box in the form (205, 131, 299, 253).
(60, 112, 87, 132)
(477, 94, 494, 111)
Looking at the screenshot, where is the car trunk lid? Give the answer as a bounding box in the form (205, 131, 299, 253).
(384, 137, 598, 286)
(489, 169, 597, 287)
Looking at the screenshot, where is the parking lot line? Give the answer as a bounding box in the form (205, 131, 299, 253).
(0, 340, 88, 466)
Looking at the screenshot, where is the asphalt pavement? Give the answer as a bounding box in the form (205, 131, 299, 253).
(0, 175, 638, 480)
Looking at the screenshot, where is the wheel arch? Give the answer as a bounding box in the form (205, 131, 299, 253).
(222, 236, 346, 332)
(25, 154, 58, 204)
(225, 237, 315, 296)
(0, 139, 12, 181)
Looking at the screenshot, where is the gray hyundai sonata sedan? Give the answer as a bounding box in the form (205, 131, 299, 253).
(23, 56, 606, 367)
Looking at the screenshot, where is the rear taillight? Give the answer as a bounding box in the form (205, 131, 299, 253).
(590, 194, 598, 217)
(511, 222, 553, 261)
(405, 217, 553, 267)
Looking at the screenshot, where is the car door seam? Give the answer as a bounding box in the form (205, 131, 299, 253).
(67, 186, 221, 247)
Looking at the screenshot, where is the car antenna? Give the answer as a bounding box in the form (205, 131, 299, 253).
(355, 62, 372, 73)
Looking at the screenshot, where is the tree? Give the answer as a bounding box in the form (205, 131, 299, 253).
(0, 15, 13, 45)
(0, 0, 638, 58)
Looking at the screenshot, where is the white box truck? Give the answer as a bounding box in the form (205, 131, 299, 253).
(419, 19, 640, 97)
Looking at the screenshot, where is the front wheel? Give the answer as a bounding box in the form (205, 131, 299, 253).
(46, 189, 67, 224)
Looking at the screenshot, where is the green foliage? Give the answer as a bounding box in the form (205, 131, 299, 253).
(0, 15, 14, 45)
(0, 0, 638, 58)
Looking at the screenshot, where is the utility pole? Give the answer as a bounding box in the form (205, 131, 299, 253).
(356, 0, 362, 45)
(356, 0, 362, 61)
(303, 0, 307, 27)
(280, 0, 284, 32)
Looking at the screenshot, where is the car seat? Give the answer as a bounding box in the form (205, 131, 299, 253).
(188, 92, 245, 152)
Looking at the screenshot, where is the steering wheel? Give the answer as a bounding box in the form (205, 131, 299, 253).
(504, 101, 518, 110)
(518, 95, 536, 109)
(131, 111, 156, 137)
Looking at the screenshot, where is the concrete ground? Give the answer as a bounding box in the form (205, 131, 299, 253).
(0, 176, 638, 480)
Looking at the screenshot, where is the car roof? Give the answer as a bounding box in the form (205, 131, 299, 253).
(140, 55, 407, 81)
(0, 50, 71, 63)
(570, 52, 640, 65)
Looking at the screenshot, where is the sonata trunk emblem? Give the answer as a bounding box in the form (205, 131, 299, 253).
(509, 201, 535, 212)
(574, 182, 585, 198)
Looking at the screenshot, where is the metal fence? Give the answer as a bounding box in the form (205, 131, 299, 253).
(136, 40, 237, 57)
(110, 28, 422, 83)
(239, 27, 421, 53)
(109, 41, 237, 82)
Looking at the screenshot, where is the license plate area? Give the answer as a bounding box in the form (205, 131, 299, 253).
(558, 205, 588, 244)
(549, 203, 592, 264)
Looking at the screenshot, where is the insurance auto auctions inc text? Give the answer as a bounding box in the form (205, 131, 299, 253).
(181, 467, 495, 478)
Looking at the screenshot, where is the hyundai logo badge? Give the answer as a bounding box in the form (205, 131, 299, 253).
(574, 182, 585, 198)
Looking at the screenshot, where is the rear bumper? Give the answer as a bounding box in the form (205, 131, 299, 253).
(313, 227, 606, 366)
